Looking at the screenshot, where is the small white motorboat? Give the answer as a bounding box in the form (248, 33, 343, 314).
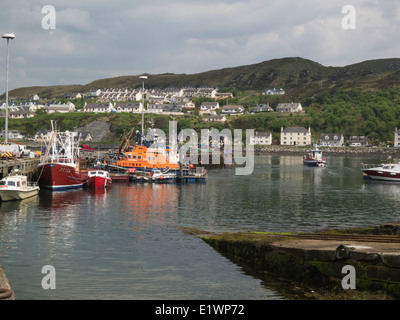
(0, 170, 40, 201)
(361, 162, 400, 182)
(140, 168, 177, 182)
(303, 145, 326, 167)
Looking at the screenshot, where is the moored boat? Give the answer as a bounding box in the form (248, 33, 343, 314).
(37, 121, 87, 190)
(0, 171, 39, 201)
(87, 170, 112, 188)
(303, 146, 326, 167)
(135, 168, 177, 182)
(361, 162, 400, 181)
(114, 143, 180, 173)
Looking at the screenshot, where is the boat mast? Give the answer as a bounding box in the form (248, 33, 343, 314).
(140, 75, 147, 145)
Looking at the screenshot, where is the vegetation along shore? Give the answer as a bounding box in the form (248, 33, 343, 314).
(3, 57, 400, 148)
(254, 145, 400, 158)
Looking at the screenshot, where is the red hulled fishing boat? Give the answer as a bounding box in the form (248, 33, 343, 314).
(37, 121, 87, 190)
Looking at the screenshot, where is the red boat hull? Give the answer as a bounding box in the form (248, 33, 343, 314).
(362, 169, 400, 181)
(37, 163, 87, 190)
(87, 176, 112, 188)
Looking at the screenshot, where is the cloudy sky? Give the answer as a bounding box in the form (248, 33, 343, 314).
(0, 0, 399, 91)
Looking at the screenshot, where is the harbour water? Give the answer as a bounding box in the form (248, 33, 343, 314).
(1, 154, 400, 300)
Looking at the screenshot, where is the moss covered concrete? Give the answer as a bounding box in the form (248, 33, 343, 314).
(179, 226, 400, 299)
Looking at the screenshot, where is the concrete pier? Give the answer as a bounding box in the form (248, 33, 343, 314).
(0, 265, 15, 300)
(0, 158, 40, 180)
(179, 224, 400, 299)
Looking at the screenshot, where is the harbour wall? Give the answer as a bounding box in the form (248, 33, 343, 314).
(255, 145, 400, 158)
(0, 158, 40, 180)
(179, 225, 400, 300)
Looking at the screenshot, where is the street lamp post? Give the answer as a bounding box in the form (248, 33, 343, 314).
(2, 32, 15, 144)
(139, 75, 147, 144)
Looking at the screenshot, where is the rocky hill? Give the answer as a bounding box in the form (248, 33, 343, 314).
(6, 57, 400, 99)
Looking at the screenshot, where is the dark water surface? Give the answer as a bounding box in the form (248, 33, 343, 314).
(1, 155, 399, 299)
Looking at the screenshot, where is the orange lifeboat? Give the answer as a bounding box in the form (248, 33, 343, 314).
(114, 144, 179, 172)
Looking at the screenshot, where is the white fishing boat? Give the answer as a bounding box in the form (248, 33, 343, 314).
(0, 170, 40, 201)
(303, 145, 326, 167)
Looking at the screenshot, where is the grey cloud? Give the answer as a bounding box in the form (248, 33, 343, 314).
(0, 0, 398, 90)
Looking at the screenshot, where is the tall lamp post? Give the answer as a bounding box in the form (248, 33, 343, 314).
(139, 75, 147, 144)
(2, 32, 15, 144)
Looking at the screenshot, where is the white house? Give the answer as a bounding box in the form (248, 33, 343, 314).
(34, 129, 52, 142)
(221, 105, 244, 115)
(9, 107, 35, 118)
(249, 132, 272, 145)
(276, 102, 303, 113)
(263, 88, 285, 95)
(197, 88, 217, 98)
(203, 114, 227, 123)
(200, 102, 220, 114)
(0, 130, 23, 139)
(349, 136, 368, 147)
(251, 104, 273, 113)
(83, 102, 113, 113)
(147, 104, 164, 113)
(319, 133, 345, 147)
(114, 102, 143, 113)
(45, 102, 75, 114)
(184, 101, 195, 109)
(281, 127, 311, 146)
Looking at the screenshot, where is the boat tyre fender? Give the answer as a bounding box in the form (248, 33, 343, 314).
(335, 244, 350, 260)
(0, 288, 13, 299)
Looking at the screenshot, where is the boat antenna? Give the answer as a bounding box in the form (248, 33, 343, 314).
(139, 75, 147, 145)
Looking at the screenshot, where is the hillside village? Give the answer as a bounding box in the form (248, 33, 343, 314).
(1, 84, 400, 147)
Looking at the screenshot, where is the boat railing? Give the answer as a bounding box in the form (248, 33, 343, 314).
(40, 155, 78, 164)
(361, 163, 384, 170)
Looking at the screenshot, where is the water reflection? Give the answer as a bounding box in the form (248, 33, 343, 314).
(0, 196, 39, 238)
(2, 155, 400, 300)
(116, 183, 179, 237)
(0, 195, 39, 215)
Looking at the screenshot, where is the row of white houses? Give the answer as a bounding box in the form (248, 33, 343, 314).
(252, 128, 369, 147)
(82, 102, 246, 117)
(280, 127, 369, 147)
(0, 100, 76, 119)
(6, 125, 400, 148)
(0, 95, 302, 120)
(89, 87, 234, 103)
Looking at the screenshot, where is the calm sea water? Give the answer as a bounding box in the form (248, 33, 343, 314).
(1, 155, 400, 300)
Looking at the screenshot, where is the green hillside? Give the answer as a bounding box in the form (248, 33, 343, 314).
(3, 57, 400, 145)
(6, 57, 400, 99)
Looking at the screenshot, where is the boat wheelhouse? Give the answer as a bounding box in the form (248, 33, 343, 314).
(303, 146, 326, 167)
